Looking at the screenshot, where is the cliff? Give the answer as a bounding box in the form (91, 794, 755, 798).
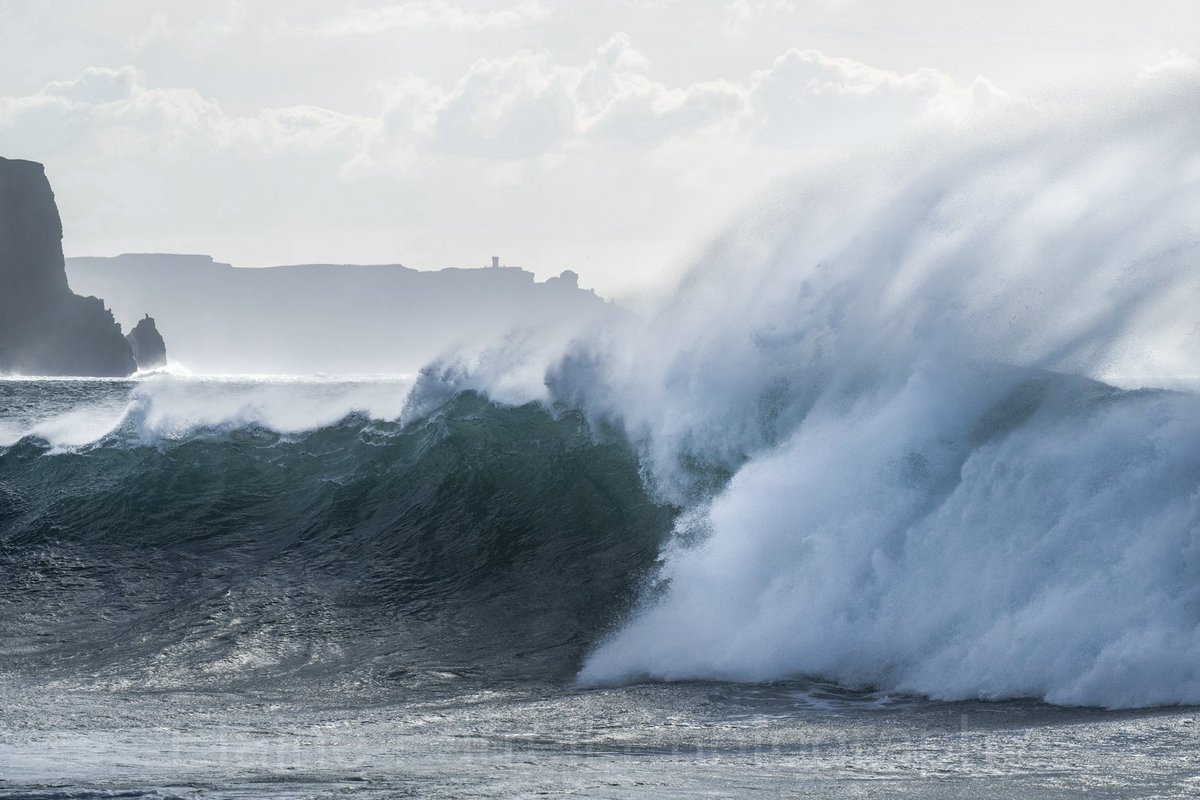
(0, 158, 137, 376)
(66, 255, 611, 375)
(126, 314, 168, 370)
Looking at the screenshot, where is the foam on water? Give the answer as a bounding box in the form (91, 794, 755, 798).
(122, 374, 413, 441)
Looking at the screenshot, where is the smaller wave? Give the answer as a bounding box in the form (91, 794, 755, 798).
(120, 375, 414, 442)
(0, 375, 415, 451)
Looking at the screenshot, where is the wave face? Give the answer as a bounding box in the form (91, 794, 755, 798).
(414, 74, 1200, 708)
(0, 378, 673, 688)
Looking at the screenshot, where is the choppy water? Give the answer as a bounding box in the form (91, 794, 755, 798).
(4, 677, 1200, 799)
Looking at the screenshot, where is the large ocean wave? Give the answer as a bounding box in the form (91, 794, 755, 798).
(416, 74, 1200, 707)
(5, 73, 1200, 709)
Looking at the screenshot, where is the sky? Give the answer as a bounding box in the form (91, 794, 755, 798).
(1, 0, 1197, 296)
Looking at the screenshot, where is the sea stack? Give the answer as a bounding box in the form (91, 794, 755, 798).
(0, 157, 138, 376)
(126, 314, 167, 370)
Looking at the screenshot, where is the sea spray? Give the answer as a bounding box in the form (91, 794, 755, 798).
(0, 374, 414, 449)
(417, 72, 1200, 707)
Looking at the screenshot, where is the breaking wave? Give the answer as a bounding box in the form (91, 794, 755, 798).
(5, 73, 1200, 709)
(422, 73, 1200, 708)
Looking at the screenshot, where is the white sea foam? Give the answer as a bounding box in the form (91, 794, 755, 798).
(418, 72, 1200, 707)
(123, 374, 413, 440)
(0, 374, 413, 450)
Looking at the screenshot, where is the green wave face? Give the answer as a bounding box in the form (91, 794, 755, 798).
(0, 390, 675, 691)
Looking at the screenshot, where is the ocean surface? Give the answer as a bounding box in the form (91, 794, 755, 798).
(1, 375, 1199, 798)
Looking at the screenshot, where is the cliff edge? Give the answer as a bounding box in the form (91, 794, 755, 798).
(0, 157, 137, 376)
(67, 255, 609, 375)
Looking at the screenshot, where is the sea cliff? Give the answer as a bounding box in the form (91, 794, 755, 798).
(0, 158, 137, 376)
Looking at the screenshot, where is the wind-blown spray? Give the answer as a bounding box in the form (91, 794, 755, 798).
(431, 72, 1200, 708)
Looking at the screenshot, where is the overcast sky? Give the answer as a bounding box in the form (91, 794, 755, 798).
(2, 0, 1197, 295)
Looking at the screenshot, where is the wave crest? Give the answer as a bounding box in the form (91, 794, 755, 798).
(439, 74, 1200, 707)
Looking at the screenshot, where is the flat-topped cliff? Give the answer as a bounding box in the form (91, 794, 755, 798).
(67, 254, 611, 375)
(0, 158, 138, 376)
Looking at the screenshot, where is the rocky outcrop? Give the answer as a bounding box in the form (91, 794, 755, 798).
(126, 314, 167, 370)
(0, 157, 137, 376)
(544, 269, 580, 290)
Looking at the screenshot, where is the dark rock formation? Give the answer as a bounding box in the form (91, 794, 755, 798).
(126, 314, 167, 370)
(0, 157, 136, 376)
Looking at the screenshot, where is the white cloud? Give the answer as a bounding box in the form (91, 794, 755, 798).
(220, 105, 379, 156)
(430, 51, 576, 158)
(749, 49, 1010, 146)
(318, 0, 549, 36)
(0, 67, 378, 160)
(42, 66, 140, 104)
(574, 35, 747, 146)
(348, 35, 999, 168)
(0, 16, 1011, 169)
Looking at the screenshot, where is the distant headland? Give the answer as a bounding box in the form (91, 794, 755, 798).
(67, 253, 608, 375)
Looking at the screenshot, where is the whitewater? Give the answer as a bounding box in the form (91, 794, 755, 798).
(5, 71, 1200, 797)
(426, 74, 1200, 709)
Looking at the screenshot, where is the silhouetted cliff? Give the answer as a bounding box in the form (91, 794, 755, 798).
(126, 314, 167, 370)
(67, 255, 611, 375)
(0, 158, 136, 376)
